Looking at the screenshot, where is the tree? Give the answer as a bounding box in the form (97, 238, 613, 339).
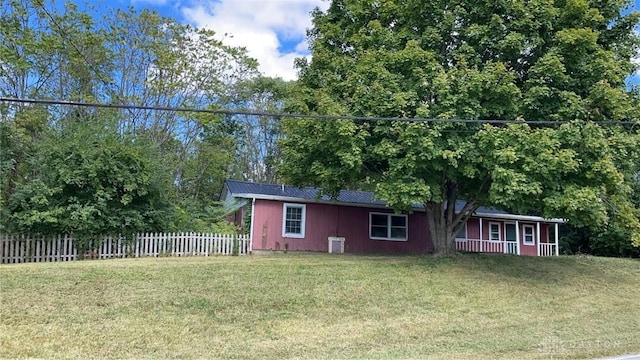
(225, 76, 293, 183)
(104, 7, 259, 197)
(1, 1, 260, 234)
(4, 113, 172, 249)
(281, 0, 640, 254)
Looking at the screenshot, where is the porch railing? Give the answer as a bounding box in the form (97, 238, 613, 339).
(455, 238, 557, 256)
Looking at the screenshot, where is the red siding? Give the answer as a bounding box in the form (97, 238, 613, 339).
(466, 218, 480, 239)
(251, 199, 432, 254)
(242, 198, 558, 256)
(517, 222, 535, 256)
(461, 219, 557, 256)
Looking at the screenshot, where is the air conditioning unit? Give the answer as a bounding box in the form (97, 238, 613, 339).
(328, 237, 345, 254)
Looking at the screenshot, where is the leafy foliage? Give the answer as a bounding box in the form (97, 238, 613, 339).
(225, 76, 294, 183)
(0, 0, 264, 237)
(4, 116, 172, 249)
(282, 0, 640, 253)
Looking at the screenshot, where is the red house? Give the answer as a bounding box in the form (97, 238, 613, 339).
(222, 179, 563, 256)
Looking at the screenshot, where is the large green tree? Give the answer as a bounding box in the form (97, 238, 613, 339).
(281, 0, 640, 253)
(4, 112, 172, 249)
(1, 1, 260, 234)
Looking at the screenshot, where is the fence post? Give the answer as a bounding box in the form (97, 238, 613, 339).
(0, 232, 250, 263)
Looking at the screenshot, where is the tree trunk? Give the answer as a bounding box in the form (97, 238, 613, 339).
(426, 199, 478, 255)
(426, 202, 456, 254)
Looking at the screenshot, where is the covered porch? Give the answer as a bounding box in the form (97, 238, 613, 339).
(454, 214, 562, 256)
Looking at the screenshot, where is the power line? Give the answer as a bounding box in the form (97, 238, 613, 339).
(2, 97, 638, 125)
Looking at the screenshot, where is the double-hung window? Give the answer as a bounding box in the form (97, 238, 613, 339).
(282, 203, 306, 238)
(523, 225, 535, 245)
(489, 222, 501, 242)
(369, 213, 407, 241)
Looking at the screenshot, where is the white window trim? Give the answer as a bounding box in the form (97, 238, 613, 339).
(489, 222, 502, 242)
(369, 212, 408, 241)
(282, 203, 306, 238)
(523, 224, 535, 246)
(455, 221, 467, 241)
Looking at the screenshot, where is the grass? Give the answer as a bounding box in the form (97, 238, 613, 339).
(1, 253, 639, 359)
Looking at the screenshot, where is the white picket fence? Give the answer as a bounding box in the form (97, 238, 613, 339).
(0, 232, 252, 264)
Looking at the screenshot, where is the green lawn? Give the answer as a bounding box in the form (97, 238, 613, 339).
(1, 253, 639, 359)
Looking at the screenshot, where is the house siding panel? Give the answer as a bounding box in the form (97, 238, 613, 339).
(519, 222, 538, 256)
(251, 199, 432, 254)
(466, 218, 480, 239)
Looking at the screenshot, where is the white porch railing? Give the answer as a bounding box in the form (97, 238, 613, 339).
(504, 241, 518, 255)
(455, 239, 504, 253)
(539, 242, 557, 257)
(455, 238, 557, 256)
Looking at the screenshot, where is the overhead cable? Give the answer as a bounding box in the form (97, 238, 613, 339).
(2, 97, 638, 125)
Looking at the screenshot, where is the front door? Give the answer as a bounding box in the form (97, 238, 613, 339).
(504, 223, 518, 255)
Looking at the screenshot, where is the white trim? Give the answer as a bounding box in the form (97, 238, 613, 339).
(234, 193, 391, 210)
(515, 220, 521, 255)
(479, 218, 484, 252)
(282, 203, 306, 238)
(503, 222, 518, 255)
(522, 224, 535, 246)
(249, 198, 256, 252)
(488, 222, 501, 242)
(475, 212, 564, 223)
(554, 223, 559, 256)
(369, 212, 408, 241)
(536, 222, 541, 256)
(231, 193, 565, 223)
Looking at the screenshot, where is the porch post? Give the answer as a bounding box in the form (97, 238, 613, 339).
(515, 220, 520, 255)
(503, 223, 508, 254)
(554, 223, 559, 256)
(479, 217, 483, 252)
(536, 222, 541, 256)
(249, 198, 256, 254)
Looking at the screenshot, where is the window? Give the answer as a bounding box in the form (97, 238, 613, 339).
(505, 223, 517, 242)
(369, 213, 407, 241)
(523, 225, 535, 245)
(282, 203, 306, 238)
(455, 222, 467, 240)
(489, 222, 501, 242)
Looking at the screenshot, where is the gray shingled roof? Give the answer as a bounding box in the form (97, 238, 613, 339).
(224, 179, 387, 206)
(223, 179, 512, 215)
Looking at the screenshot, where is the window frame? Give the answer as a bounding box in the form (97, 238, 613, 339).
(489, 222, 502, 242)
(369, 212, 408, 241)
(455, 221, 467, 240)
(282, 203, 306, 238)
(523, 224, 535, 246)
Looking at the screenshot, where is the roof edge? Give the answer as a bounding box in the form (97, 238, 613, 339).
(231, 192, 565, 223)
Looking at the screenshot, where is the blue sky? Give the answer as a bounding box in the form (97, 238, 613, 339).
(111, 0, 638, 84)
(121, 0, 328, 80)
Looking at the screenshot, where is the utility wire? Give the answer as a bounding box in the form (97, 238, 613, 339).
(2, 97, 638, 125)
(19, 2, 639, 128)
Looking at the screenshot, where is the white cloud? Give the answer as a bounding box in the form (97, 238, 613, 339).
(182, 0, 328, 81)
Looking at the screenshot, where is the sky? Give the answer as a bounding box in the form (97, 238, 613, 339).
(124, 0, 328, 81)
(116, 0, 639, 84)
